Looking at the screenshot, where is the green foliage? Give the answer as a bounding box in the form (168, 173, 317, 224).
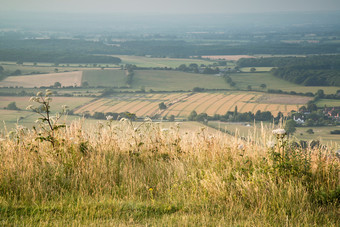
(158, 102, 167, 110)
(306, 129, 314, 134)
(285, 119, 297, 135)
(188, 110, 197, 121)
(6, 102, 19, 110)
(53, 82, 61, 88)
(168, 115, 175, 121)
(330, 130, 340, 134)
(27, 90, 67, 146)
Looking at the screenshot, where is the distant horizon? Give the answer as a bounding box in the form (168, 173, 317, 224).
(1, 0, 340, 14)
(1, 9, 340, 15)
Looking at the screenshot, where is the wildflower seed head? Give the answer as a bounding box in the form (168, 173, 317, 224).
(119, 118, 128, 122)
(106, 115, 113, 121)
(272, 128, 286, 135)
(144, 117, 152, 122)
(36, 91, 43, 96)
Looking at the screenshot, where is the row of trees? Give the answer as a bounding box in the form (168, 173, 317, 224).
(188, 107, 277, 123)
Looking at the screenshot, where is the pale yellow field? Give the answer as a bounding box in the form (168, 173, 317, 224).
(196, 93, 225, 114)
(0, 71, 83, 88)
(177, 93, 220, 116)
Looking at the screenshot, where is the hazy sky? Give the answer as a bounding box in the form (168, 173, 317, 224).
(1, 0, 340, 14)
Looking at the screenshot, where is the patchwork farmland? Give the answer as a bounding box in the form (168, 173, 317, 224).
(74, 92, 310, 118)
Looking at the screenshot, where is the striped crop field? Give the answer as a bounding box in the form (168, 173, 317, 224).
(74, 92, 308, 118)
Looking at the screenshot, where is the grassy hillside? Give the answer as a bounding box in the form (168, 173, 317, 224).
(0, 118, 338, 225)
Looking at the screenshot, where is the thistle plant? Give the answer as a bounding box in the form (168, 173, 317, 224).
(27, 89, 68, 146)
(270, 128, 288, 165)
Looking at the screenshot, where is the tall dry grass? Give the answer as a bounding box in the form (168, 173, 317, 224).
(0, 118, 339, 226)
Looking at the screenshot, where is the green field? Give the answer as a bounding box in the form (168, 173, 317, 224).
(112, 55, 215, 68)
(230, 72, 339, 94)
(295, 126, 340, 145)
(240, 67, 274, 72)
(133, 70, 229, 91)
(82, 69, 127, 87)
(316, 99, 340, 107)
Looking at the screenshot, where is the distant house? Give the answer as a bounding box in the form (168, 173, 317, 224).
(293, 116, 305, 124)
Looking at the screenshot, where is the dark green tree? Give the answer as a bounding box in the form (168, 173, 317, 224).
(285, 119, 296, 135)
(159, 102, 167, 110)
(188, 110, 197, 121)
(54, 82, 61, 88)
(168, 115, 175, 121)
(6, 102, 19, 110)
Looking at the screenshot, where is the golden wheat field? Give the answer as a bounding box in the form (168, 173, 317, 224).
(74, 92, 306, 118)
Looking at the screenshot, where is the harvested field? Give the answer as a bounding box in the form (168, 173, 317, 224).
(74, 92, 308, 118)
(0, 71, 83, 88)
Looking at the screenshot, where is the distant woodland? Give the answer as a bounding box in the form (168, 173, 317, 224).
(237, 55, 340, 86)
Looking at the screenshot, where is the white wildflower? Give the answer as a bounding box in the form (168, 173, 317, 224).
(106, 115, 113, 121)
(144, 117, 152, 122)
(36, 91, 43, 96)
(272, 128, 286, 135)
(45, 91, 53, 96)
(119, 118, 128, 122)
(161, 128, 169, 132)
